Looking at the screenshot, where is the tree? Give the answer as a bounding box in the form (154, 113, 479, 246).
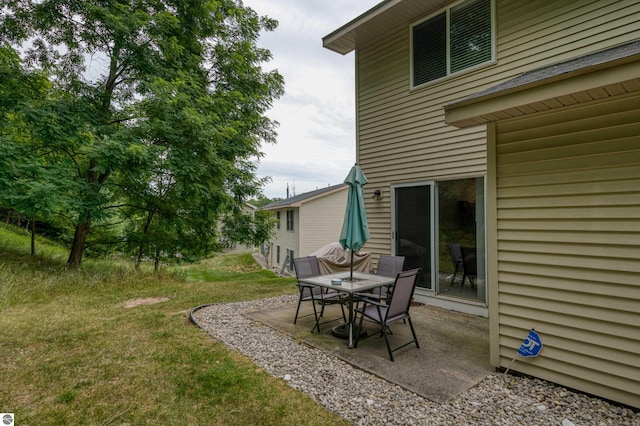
(0, 0, 284, 267)
(249, 195, 283, 208)
(0, 45, 71, 255)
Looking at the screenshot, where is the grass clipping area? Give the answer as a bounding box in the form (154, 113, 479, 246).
(0, 225, 349, 425)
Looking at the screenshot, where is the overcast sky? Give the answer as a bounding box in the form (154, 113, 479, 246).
(243, 0, 380, 199)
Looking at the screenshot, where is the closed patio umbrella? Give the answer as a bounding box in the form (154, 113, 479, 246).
(339, 163, 370, 281)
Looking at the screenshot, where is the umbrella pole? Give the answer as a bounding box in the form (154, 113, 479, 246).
(350, 250, 354, 281)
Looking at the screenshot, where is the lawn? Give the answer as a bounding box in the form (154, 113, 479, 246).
(0, 224, 350, 425)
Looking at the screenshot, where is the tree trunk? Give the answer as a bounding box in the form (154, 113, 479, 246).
(68, 217, 91, 267)
(135, 211, 155, 270)
(30, 214, 36, 256)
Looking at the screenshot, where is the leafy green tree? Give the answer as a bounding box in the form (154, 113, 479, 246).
(249, 195, 283, 208)
(0, 1, 284, 267)
(219, 205, 274, 252)
(0, 45, 72, 254)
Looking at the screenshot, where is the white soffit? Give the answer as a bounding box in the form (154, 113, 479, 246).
(323, 0, 448, 55)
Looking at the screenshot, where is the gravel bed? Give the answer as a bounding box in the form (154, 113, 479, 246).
(190, 295, 639, 426)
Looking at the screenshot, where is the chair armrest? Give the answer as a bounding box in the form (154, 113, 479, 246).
(354, 295, 386, 307)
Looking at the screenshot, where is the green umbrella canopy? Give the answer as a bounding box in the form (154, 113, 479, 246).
(339, 164, 370, 253)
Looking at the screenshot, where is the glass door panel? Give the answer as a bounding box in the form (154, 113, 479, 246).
(394, 185, 433, 289)
(437, 177, 485, 302)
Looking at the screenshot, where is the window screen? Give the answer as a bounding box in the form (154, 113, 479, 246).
(450, 0, 492, 73)
(412, 0, 492, 87)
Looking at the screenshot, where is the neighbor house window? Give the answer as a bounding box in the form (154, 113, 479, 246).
(286, 249, 295, 271)
(286, 210, 294, 231)
(276, 211, 281, 229)
(277, 245, 280, 263)
(412, 0, 494, 87)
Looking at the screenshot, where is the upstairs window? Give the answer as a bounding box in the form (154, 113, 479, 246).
(412, 0, 494, 87)
(286, 210, 294, 231)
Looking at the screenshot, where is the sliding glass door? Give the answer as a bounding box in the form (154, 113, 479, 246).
(393, 178, 485, 302)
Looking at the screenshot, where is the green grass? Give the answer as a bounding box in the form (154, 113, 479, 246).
(0, 224, 347, 425)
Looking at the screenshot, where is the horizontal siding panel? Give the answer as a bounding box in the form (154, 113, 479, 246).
(498, 251, 640, 274)
(498, 272, 639, 300)
(498, 303, 637, 341)
(497, 205, 639, 219)
(361, 119, 482, 149)
(498, 122, 640, 160)
(497, 261, 638, 287)
(498, 335, 639, 391)
(497, 230, 640, 246)
(498, 191, 640, 209)
(497, 145, 640, 177)
(499, 322, 640, 363)
(497, 218, 640, 233)
(499, 283, 639, 314)
(497, 164, 640, 188)
(362, 139, 486, 166)
(498, 177, 640, 199)
(499, 2, 640, 60)
(499, 293, 640, 326)
(498, 240, 639, 262)
(298, 194, 347, 256)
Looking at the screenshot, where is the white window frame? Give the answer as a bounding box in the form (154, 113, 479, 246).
(410, 0, 496, 89)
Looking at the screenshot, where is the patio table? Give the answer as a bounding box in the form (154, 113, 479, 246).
(298, 271, 395, 348)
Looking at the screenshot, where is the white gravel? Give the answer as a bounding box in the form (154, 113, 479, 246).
(190, 295, 639, 426)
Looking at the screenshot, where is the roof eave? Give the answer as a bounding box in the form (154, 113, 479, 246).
(261, 185, 347, 211)
(322, 0, 402, 55)
(445, 43, 640, 128)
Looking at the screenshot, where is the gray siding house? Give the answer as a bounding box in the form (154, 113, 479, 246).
(324, 0, 639, 408)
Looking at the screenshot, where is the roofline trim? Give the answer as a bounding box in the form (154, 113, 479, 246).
(261, 185, 348, 211)
(322, 0, 401, 54)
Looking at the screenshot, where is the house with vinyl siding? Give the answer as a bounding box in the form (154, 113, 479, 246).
(261, 184, 347, 272)
(323, 0, 639, 408)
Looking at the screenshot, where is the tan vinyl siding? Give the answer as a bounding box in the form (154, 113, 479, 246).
(356, 0, 640, 258)
(493, 92, 640, 407)
(299, 192, 348, 256)
(268, 208, 299, 268)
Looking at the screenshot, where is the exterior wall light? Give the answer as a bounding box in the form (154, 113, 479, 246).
(372, 189, 382, 200)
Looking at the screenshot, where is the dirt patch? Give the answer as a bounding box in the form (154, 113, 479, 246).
(123, 297, 170, 308)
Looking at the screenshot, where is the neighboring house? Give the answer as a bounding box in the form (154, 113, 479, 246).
(221, 203, 258, 254)
(324, 0, 639, 408)
(261, 184, 348, 272)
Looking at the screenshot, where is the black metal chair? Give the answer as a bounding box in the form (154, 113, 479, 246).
(292, 256, 346, 333)
(447, 243, 464, 286)
(365, 255, 405, 301)
(460, 247, 477, 288)
(354, 268, 421, 361)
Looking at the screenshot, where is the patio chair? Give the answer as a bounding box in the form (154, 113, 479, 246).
(364, 255, 405, 301)
(460, 247, 477, 288)
(292, 256, 346, 333)
(447, 243, 464, 286)
(353, 268, 421, 361)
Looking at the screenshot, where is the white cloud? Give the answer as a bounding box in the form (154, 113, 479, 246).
(243, 0, 380, 198)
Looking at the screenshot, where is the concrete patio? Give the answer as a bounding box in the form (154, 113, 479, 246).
(246, 299, 493, 403)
